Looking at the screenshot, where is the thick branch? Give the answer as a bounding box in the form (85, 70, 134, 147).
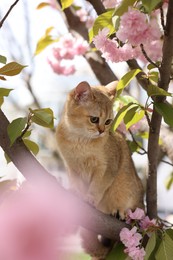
(0, 108, 127, 240)
(147, 1, 173, 219)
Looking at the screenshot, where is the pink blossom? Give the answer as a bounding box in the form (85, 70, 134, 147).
(102, 0, 122, 8)
(93, 27, 110, 51)
(93, 28, 135, 62)
(127, 208, 145, 221)
(140, 216, 157, 230)
(0, 184, 68, 260)
(73, 38, 89, 55)
(137, 40, 163, 63)
(76, 8, 95, 28)
(48, 33, 88, 75)
(125, 246, 146, 260)
(53, 34, 89, 60)
(76, 8, 88, 22)
(120, 227, 142, 248)
(117, 8, 161, 46)
(48, 59, 76, 75)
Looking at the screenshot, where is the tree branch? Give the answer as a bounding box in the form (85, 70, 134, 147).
(0, 108, 127, 240)
(0, 0, 20, 28)
(147, 1, 173, 219)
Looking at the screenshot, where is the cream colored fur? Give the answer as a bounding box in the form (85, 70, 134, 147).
(56, 81, 144, 259)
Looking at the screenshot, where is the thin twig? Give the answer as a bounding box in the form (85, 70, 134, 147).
(128, 129, 147, 155)
(161, 159, 173, 167)
(0, 0, 20, 28)
(140, 44, 160, 69)
(129, 129, 173, 167)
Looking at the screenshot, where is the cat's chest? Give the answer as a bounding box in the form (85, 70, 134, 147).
(61, 138, 105, 171)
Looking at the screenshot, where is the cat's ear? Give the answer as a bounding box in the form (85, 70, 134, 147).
(105, 81, 118, 99)
(74, 81, 92, 101)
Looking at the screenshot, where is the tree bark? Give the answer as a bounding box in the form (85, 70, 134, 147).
(147, 1, 173, 218)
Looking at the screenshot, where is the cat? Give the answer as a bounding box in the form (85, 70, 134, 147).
(56, 81, 144, 259)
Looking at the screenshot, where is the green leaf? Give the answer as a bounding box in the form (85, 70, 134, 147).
(89, 10, 115, 42)
(0, 88, 13, 107)
(142, 0, 162, 13)
(0, 88, 13, 97)
(36, 2, 51, 9)
(23, 139, 39, 155)
(147, 85, 172, 97)
(165, 172, 173, 190)
(155, 102, 173, 128)
(116, 69, 141, 96)
(35, 33, 58, 55)
(155, 233, 173, 260)
(106, 243, 127, 260)
(124, 106, 145, 129)
(0, 62, 27, 76)
(112, 102, 137, 131)
(127, 140, 140, 153)
(114, 0, 137, 16)
(60, 0, 74, 10)
(166, 229, 173, 240)
(145, 232, 156, 260)
(22, 130, 32, 138)
(31, 108, 54, 128)
(7, 117, 27, 145)
(117, 95, 140, 105)
(0, 55, 7, 64)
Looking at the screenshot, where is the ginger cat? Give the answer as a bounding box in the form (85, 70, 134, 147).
(56, 81, 144, 259)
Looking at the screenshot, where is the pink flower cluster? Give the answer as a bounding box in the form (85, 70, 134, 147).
(101, 0, 122, 8)
(117, 8, 161, 46)
(76, 8, 95, 29)
(93, 8, 163, 63)
(120, 208, 157, 260)
(93, 28, 135, 62)
(48, 33, 89, 75)
(0, 179, 77, 260)
(120, 227, 145, 260)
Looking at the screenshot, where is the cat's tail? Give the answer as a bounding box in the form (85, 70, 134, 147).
(80, 228, 114, 260)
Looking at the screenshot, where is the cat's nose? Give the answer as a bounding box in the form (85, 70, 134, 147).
(98, 126, 105, 134)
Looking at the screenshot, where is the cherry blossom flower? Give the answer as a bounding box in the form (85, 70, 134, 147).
(116, 8, 161, 46)
(120, 226, 145, 260)
(140, 216, 157, 230)
(120, 226, 142, 248)
(48, 33, 88, 75)
(93, 28, 135, 62)
(125, 246, 146, 260)
(0, 183, 70, 260)
(127, 208, 145, 221)
(101, 0, 122, 8)
(48, 59, 76, 75)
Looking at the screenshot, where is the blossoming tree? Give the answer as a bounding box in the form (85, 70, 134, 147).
(1, 0, 173, 259)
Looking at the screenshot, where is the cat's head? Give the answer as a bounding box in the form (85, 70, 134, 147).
(64, 81, 117, 139)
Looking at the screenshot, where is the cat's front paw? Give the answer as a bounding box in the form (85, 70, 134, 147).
(111, 208, 126, 220)
(86, 193, 96, 207)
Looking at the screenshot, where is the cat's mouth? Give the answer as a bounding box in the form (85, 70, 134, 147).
(91, 131, 105, 138)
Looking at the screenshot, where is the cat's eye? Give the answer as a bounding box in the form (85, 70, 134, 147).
(105, 119, 112, 125)
(90, 116, 99, 124)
